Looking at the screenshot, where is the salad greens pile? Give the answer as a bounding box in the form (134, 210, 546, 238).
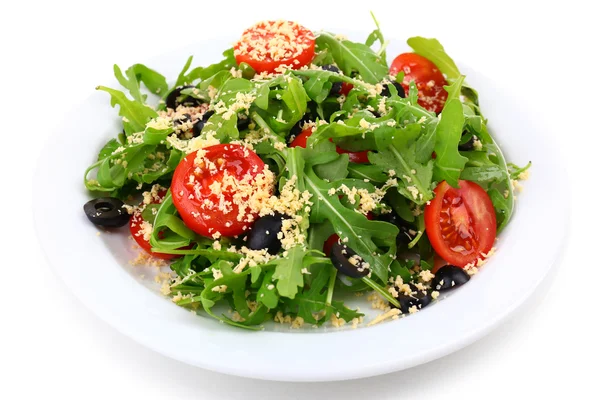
(84, 17, 528, 329)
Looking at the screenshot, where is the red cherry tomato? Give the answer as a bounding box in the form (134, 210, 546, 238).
(290, 127, 312, 148)
(335, 147, 370, 163)
(389, 53, 448, 113)
(234, 20, 315, 74)
(171, 144, 269, 238)
(290, 127, 370, 163)
(340, 82, 353, 96)
(424, 180, 497, 267)
(129, 192, 179, 260)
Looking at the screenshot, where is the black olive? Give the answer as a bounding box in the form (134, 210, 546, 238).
(247, 213, 286, 254)
(380, 81, 405, 98)
(431, 265, 470, 291)
(379, 213, 416, 247)
(330, 81, 343, 96)
(329, 242, 370, 278)
(237, 115, 251, 131)
(165, 85, 202, 110)
(83, 197, 130, 228)
(321, 64, 340, 73)
(173, 113, 191, 129)
(394, 283, 432, 313)
(458, 132, 475, 151)
(192, 110, 215, 137)
(290, 112, 314, 138)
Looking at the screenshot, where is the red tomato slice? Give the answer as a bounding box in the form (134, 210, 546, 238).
(340, 82, 353, 96)
(234, 20, 315, 74)
(389, 53, 448, 114)
(290, 127, 369, 163)
(424, 180, 497, 267)
(129, 193, 179, 260)
(171, 144, 269, 238)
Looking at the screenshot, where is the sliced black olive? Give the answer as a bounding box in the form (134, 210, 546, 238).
(329, 242, 370, 278)
(394, 284, 432, 313)
(380, 81, 405, 98)
(458, 132, 475, 151)
(83, 197, 130, 228)
(379, 213, 416, 247)
(165, 85, 202, 110)
(432, 265, 470, 291)
(247, 213, 286, 254)
(237, 115, 251, 131)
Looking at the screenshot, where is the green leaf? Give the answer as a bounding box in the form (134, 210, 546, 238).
(257, 269, 279, 309)
(432, 99, 468, 187)
(444, 75, 465, 101)
(174, 49, 236, 87)
(304, 168, 398, 282)
(316, 32, 388, 84)
(461, 165, 506, 183)
(272, 246, 306, 299)
(114, 63, 168, 103)
(96, 86, 157, 133)
(97, 138, 120, 161)
(369, 125, 434, 205)
(347, 163, 388, 184)
(314, 153, 349, 181)
(407, 37, 461, 79)
(150, 191, 195, 250)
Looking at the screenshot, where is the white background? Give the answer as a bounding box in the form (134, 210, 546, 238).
(1, 0, 598, 398)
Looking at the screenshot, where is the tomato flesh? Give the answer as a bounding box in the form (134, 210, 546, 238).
(171, 144, 269, 238)
(129, 193, 179, 260)
(389, 53, 448, 113)
(340, 82, 353, 96)
(424, 180, 496, 267)
(234, 20, 315, 74)
(290, 127, 369, 163)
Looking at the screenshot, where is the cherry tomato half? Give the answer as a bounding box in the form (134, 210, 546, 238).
(171, 144, 269, 238)
(389, 53, 448, 114)
(290, 127, 370, 163)
(129, 192, 179, 260)
(424, 180, 497, 267)
(234, 20, 315, 74)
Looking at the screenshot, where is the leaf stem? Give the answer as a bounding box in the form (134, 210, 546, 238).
(362, 276, 400, 308)
(326, 266, 337, 306)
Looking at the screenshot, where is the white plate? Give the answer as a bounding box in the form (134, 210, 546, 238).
(33, 32, 568, 382)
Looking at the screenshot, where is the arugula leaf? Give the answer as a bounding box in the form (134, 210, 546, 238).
(285, 264, 362, 325)
(432, 99, 468, 187)
(174, 49, 236, 87)
(96, 86, 157, 133)
(97, 138, 120, 161)
(407, 37, 461, 79)
(114, 64, 168, 103)
(304, 167, 398, 282)
(365, 11, 388, 60)
(272, 246, 306, 299)
(257, 269, 279, 309)
(316, 32, 388, 84)
(347, 163, 388, 184)
(369, 125, 434, 205)
(149, 191, 195, 251)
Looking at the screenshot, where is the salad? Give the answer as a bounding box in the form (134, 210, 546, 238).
(83, 16, 530, 330)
